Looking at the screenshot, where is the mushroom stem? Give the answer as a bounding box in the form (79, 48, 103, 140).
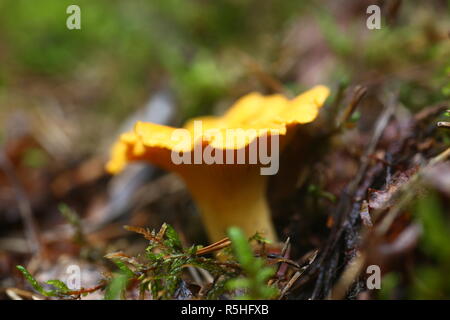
(181, 165, 277, 243)
(106, 86, 331, 244)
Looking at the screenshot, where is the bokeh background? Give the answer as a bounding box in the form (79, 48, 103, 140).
(0, 0, 449, 300)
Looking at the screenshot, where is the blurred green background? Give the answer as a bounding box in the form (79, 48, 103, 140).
(1, 1, 448, 125)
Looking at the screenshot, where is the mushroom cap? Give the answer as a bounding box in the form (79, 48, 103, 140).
(106, 85, 330, 174)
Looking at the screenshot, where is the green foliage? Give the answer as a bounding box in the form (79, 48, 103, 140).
(409, 191, 450, 299)
(415, 192, 450, 260)
(103, 224, 241, 300)
(16, 224, 281, 300)
(378, 272, 400, 300)
(111, 260, 135, 279)
(348, 111, 361, 124)
(45, 280, 70, 294)
(226, 227, 279, 300)
(104, 274, 129, 300)
(16, 265, 46, 295)
(314, 8, 353, 58)
(0, 0, 305, 121)
(103, 224, 280, 300)
(163, 223, 183, 251)
(307, 184, 337, 203)
(375, 191, 450, 299)
(21, 148, 48, 169)
(16, 265, 71, 298)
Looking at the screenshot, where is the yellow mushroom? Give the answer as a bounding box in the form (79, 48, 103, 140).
(106, 85, 330, 243)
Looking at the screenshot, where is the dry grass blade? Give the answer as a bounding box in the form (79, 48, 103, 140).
(337, 85, 367, 128)
(329, 252, 365, 300)
(104, 251, 141, 266)
(280, 237, 290, 257)
(124, 225, 163, 244)
(196, 237, 231, 256)
(5, 288, 47, 300)
(279, 271, 302, 300)
(268, 257, 300, 269)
